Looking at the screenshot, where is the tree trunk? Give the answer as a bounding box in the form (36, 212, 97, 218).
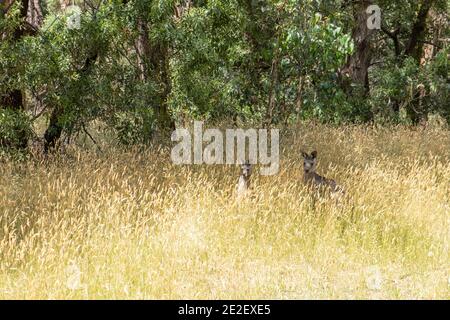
(295, 75, 304, 114)
(1, 0, 16, 16)
(404, 0, 435, 63)
(339, 0, 374, 95)
(150, 42, 175, 131)
(242, 0, 277, 124)
(0, 0, 39, 150)
(265, 53, 280, 127)
(1, 0, 42, 110)
(43, 107, 64, 153)
(135, 18, 151, 82)
(44, 52, 99, 153)
(27, 0, 43, 28)
(134, 11, 176, 133)
(403, 0, 435, 124)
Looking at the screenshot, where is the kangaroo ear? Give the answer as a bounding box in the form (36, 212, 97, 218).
(311, 150, 317, 158)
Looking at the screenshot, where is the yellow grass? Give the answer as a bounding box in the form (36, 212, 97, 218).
(0, 123, 449, 299)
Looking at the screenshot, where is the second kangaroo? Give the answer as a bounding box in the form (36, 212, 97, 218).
(301, 150, 344, 194)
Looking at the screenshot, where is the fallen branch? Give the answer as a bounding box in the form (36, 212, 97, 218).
(82, 123, 102, 152)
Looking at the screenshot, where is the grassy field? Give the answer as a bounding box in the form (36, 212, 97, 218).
(0, 122, 449, 299)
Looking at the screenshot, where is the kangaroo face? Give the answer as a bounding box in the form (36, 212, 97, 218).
(301, 150, 317, 173)
(240, 162, 252, 178)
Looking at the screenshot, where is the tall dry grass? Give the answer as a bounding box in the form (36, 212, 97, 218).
(0, 123, 449, 299)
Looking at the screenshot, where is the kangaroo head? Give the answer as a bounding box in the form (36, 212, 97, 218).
(301, 150, 317, 173)
(240, 161, 252, 178)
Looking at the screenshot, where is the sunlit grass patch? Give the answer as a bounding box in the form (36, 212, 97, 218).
(0, 123, 449, 299)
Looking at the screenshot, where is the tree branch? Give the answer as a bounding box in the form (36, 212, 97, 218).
(1, 0, 16, 15)
(381, 25, 401, 57)
(404, 0, 435, 60)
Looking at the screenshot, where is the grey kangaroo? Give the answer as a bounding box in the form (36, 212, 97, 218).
(236, 161, 252, 199)
(301, 150, 344, 194)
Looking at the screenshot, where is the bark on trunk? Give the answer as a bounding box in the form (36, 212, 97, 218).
(43, 107, 64, 153)
(1, 0, 41, 111)
(403, 0, 435, 124)
(340, 0, 374, 95)
(150, 42, 175, 131)
(1, 0, 38, 149)
(134, 7, 177, 132)
(135, 18, 151, 82)
(295, 75, 304, 114)
(404, 0, 435, 62)
(265, 53, 280, 127)
(27, 0, 43, 29)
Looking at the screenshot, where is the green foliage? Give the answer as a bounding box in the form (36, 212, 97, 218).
(113, 107, 155, 146)
(0, 108, 32, 149)
(0, 0, 448, 149)
(168, 0, 356, 124)
(370, 51, 450, 124)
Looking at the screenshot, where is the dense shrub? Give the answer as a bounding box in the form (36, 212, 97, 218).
(0, 108, 32, 149)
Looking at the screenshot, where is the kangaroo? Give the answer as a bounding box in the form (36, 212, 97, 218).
(236, 161, 252, 199)
(301, 150, 344, 194)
